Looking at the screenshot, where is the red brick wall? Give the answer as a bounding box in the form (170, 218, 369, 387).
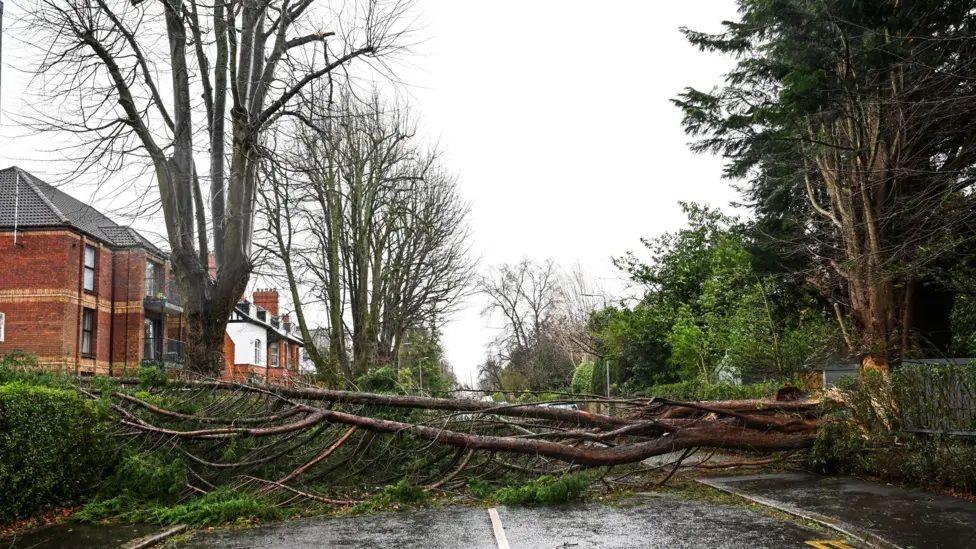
(0, 229, 153, 375)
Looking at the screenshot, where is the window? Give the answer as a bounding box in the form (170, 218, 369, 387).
(83, 245, 97, 293)
(146, 260, 161, 297)
(81, 308, 96, 357)
(269, 345, 279, 367)
(0, 312, 5, 343)
(254, 339, 263, 364)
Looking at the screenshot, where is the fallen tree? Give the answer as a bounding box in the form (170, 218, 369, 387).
(78, 377, 823, 506)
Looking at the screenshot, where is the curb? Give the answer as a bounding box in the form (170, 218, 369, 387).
(695, 478, 900, 549)
(121, 525, 188, 549)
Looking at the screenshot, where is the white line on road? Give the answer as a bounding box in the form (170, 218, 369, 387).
(488, 507, 511, 549)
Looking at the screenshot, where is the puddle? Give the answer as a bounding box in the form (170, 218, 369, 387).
(0, 521, 159, 549)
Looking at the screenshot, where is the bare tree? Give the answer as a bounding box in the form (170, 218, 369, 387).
(478, 260, 599, 391)
(260, 92, 473, 382)
(21, 0, 411, 373)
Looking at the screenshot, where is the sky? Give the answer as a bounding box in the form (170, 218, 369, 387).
(0, 0, 742, 386)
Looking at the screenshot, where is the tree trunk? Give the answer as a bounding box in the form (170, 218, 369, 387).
(185, 307, 229, 375)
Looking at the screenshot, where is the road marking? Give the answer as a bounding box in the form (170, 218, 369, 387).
(488, 507, 511, 549)
(805, 541, 855, 549)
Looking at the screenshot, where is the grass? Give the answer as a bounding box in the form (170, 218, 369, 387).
(77, 490, 284, 528)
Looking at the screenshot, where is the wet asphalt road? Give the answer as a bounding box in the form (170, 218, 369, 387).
(180, 494, 834, 549)
(703, 472, 976, 549)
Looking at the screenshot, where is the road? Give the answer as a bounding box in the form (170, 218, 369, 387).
(179, 494, 845, 549)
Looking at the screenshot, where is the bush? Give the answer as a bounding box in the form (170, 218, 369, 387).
(97, 453, 186, 504)
(0, 350, 39, 372)
(808, 420, 871, 475)
(487, 474, 589, 506)
(0, 382, 109, 522)
(571, 362, 595, 394)
(380, 478, 427, 504)
(138, 365, 169, 389)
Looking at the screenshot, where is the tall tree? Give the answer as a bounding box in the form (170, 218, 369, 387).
(676, 0, 976, 371)
(23, 0, 410, 373)
(260, 93, 473, 382)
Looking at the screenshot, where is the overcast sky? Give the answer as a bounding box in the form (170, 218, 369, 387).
(0, 0, 741, 385)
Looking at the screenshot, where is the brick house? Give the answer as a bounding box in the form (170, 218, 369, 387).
(0, 167, 185, 375)
(222, 289, 305, 384)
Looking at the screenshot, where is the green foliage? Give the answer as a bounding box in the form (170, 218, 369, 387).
(676, 0, 976, 360)
(570, 362, 595, 394)
(642, 379, 784, 401)
(380, 478, 427, 504)
(97, 453, 186, 504)
(138, 365, 169, 389)
(808, 420, 870, 475)
(594, 204, 839, 393)
(79, 489, 283, 527)
(0, 352, 73, 388)
(489, 474, 589, 506)
(950, 293, 976, 356)
(810, 370, 976, 493)
(0, 382, 109, 522)
(0, 350, 39, 372)
(356, 365, 400, 393)
(349, 478, 428, 514)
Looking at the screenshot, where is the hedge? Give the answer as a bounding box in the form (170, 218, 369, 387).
(0, 382, 109, 522)
(571, 362, 595, 394)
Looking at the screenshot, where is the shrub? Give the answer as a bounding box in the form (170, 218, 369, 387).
(808, 420, 871, 475)
(0, 350, 39, 372)
(0, 382, 109, 522)
(138, 365, 169, 389)
(489, 474, 589, 506)
(571, 362, 595, 394)
(97, 453, 186, 504)
(380, 478, 427, 504)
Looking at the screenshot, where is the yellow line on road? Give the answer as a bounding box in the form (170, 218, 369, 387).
(488, 508, 511, 549)
(805, 540, 855, 549)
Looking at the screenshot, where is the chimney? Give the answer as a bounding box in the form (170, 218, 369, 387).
(252, 289, 279, 316)
(207, 253, 217, 279)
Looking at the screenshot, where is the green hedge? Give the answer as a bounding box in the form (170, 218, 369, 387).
(571, 362, 595, 394)
(0, 382, 109, 522)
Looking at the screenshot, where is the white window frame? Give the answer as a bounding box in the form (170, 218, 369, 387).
(83, 245, 97, 293)
(269, 345, 279, 367)
(254, 339, 263, 364)
(0, 312, 6, 343)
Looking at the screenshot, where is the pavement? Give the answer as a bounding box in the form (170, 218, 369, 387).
(699, 472, 976, 549)
(178, 496, 837, 549)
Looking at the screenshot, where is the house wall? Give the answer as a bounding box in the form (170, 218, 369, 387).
(0, 229, 156, 375)
(226, 321, 266, 366)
